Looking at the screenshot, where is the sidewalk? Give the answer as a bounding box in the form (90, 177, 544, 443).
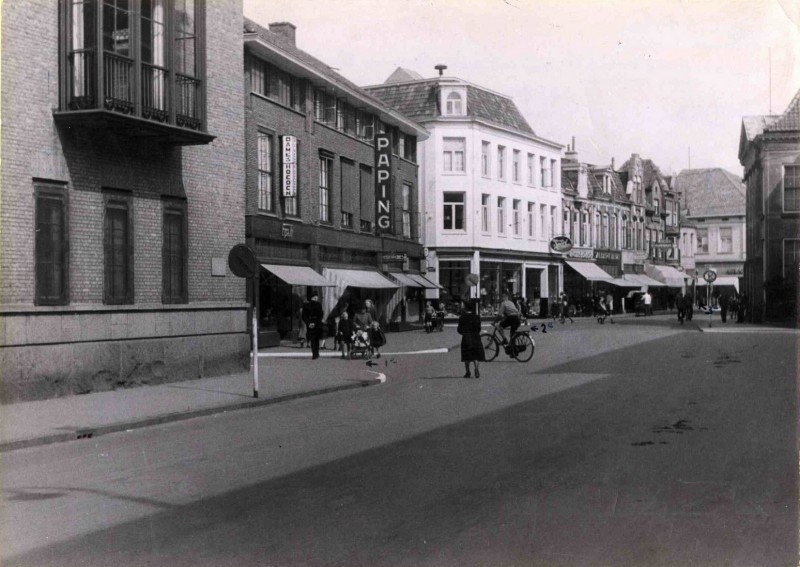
(0, 327, 460, 453)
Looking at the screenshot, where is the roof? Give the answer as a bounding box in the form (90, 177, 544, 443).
(384, 67, 423, 83)
(765, 89, 800, 132)
(364, 74, 536, 136)
(673, 168, 745, 218)
(741, 115, 780, 141)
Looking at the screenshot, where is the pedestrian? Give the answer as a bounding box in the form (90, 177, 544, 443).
(369, 321, 386, 358)
(605, 291, 615, 323)
(297, 305, 307, 348)
(336, 311, 354, 359)
(676, 291, 688, 324)
(686, 292, 694, 320)
(643, 290, 652, 316)
(424, 301, 435, 333)
(457, 300, 484, 378)
(302, 292, 324, 360)
(354, 303, 374, 331)
(719, 292, 729, 323)
(737, 292, 747, 323)
(364, 298, 379, 323)
(597, 297, 607, 324)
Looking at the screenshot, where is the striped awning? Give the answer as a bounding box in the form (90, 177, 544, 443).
(565, 260, 614, 282)
(260, 264, 336, 287)
(408, 274, 442, 289)
(389, 273, 423, 288)
(323, 268, 399, 289)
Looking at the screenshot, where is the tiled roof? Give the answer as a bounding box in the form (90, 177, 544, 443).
(364, 77, 535, 136)
(765, 88, 800, 132)
(742, 115, 780, 141)
(385, 67, 423, 83)
(673, 168, 745, 217)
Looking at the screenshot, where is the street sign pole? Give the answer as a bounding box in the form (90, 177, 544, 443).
(252, 275, 259, 398)
(228, 244, 260, 399)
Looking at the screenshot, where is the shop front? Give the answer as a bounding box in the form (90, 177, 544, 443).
(562, 247, 615, 312)
(321, 267, 400, 328)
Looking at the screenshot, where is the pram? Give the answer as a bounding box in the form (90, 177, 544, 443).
(349, 328, 373, 359)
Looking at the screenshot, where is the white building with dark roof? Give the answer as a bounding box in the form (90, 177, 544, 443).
(365, 68, 564, 316)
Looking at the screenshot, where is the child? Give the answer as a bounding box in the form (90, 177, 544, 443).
(369, 321, 387, 358)
(424, 301, 435, 333)
(336, 312, 354, 359)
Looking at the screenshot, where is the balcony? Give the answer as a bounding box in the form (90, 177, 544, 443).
(55, 49, 213, 146)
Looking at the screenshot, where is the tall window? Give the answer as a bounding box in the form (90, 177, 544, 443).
(162, 201, 187, 304)
(783, 239, 800, 277)
(550, 159, 557, 188)
(446, 91, 463, 115)
(257, 132, 274, 212)
(610, 214, 617, 249)
(581, 211, 589, 246)
(443, 192, 465, 230)
(527, 154, 535, 185)
(443, 138, 465, 172)
(601, 213, 608, 248)
(497, 197, 506, 234)
(481, 194, 490, 232)
(104, 192, 133, 304)
(719, 227, 733, 253)
(540, 156, 547, 186)
(528, 202, 535, 237)
(512, 150, 521, 182)
(594, 211, 601, 245)
(340, 158, 355, 228)
(563, 209, 570, 236)
(784, 166, 800, 212)
(550, 206, 557, 238)
(540, 204, 547, 238)
(359, 165, 374, 232)
(497, 146, 506, 180)
(481, 141, 490, 177)
(513, 200, 521, 235)
(34, 183, 68, 305)
(318, 154, 332, 223)
(571, 210, 578, 243)
(402, 183, 412, 238)
(697, 228, 709, 253)
(625, 218, 632, 249)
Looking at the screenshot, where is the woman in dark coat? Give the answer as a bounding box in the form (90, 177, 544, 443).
(457, 299, 485, 378)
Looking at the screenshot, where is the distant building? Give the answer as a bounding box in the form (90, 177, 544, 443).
(365, 68, 563, 316)
(673, 168, 746, 299)
(738, 90, 800, 322)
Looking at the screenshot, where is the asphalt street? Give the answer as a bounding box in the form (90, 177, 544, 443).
(1, 316, 797, 566)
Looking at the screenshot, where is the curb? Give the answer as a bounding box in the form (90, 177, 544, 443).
(0, 379, 380, 454)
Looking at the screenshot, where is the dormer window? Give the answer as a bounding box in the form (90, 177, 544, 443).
(445, 91, 463, 116)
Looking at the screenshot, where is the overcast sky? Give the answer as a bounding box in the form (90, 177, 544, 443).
(243, 0, 800, 177)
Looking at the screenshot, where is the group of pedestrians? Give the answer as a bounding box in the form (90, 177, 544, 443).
(296, 296, 387, 360)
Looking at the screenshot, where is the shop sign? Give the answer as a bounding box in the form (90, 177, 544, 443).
(594, 250, 621, 262)
(382, 252, 408, 263)
(651, 242, 674, 250)
(567, 247, 593, 260)
(549, 235, 573, 253)
(375, 133, 393, 233)
(282, 136, 297, 197)
(426, 266, 437, 273)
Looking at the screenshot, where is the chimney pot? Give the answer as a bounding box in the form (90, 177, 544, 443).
(269, 22, 296, 46)
(572, 136, 576, 151)
(434, 64, 448, 76)
(611, 157, 615, 169)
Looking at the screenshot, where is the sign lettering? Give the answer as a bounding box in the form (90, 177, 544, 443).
(375, 133, 393, 234)
(282, 136, 297, 197)
(549, 235, 574, 253)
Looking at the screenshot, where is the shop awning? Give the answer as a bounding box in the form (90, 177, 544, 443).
(260, 264, 336, 287)
(408, 274, 443, 289)
(565, 260, 614, 282)
(608, 277, 643, 288)
(324, 268, 399, 289)
(389, 273, 423, 288)
(623, 274, 666, 287)
(695, 276, 740, 292)
(645, 265, 688, 287)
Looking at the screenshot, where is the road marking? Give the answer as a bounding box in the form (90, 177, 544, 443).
(367, 371, 387, 383)
(700, 327, 800, 334)
(258, 348, 450, 358)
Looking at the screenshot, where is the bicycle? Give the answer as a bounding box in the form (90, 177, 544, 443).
(480, 322, 535, 362)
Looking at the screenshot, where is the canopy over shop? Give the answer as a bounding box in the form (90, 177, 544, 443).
(322, 267, 403, 328)
(387, 272, 441, 324)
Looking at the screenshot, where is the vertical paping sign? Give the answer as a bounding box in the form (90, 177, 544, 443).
(282, 135, 297, 197)
(375, 133, 392, 233)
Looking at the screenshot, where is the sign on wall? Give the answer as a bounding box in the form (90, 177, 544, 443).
(375, 133, 392, 233)
(549, 235, 574, 253)
(282, 136, 297, 197)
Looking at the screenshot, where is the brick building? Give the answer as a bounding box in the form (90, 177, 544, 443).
(1, 0, 248, 401)
(242, 21, 430, 345)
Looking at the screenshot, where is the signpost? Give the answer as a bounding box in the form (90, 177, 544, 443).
(228, 244, 260, 398)
(703, 269, 717, 328)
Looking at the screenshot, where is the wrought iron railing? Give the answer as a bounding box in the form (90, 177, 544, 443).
(68, 49, 96, 109)
(176, 73, 201, 130)
(142, 63, 169, 122)
(103, 51, 134, 113)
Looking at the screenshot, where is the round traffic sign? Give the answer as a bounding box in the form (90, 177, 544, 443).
(228, 244, 258, 278)
(703, 269, 717, 283)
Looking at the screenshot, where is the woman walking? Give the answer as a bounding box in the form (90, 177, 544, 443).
(457, 300, 485, 378)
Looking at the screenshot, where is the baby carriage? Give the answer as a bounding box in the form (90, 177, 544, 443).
(349, 328, 373, 359)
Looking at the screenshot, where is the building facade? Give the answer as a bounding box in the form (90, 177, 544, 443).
(243, 23, 429, 345)
(739, 90, 800, 322)
(365, 69, 563, 316)
(0, 0, 249, 402)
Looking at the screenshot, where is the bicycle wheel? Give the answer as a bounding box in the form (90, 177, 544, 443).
(481, 333, 499, 361)
(511, 333, 535, 362)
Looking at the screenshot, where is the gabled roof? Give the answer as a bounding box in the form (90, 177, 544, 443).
(673, 168, 745, 218)
(765, 89, 800, 132)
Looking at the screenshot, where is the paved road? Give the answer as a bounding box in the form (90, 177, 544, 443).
(2, 317, 797, 566)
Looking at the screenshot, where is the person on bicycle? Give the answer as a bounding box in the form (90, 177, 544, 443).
(494, 292, 521, 344)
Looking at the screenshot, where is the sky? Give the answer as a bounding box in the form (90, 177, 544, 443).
(243, 0, 800, 177)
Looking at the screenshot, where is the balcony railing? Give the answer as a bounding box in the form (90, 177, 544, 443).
(176, 73, 201, 130)
(103, 51, 134, 114)
(142, 62, 169, 122)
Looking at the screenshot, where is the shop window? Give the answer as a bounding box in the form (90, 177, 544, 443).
(443, 192, 465, 230)
(34, 182, 69, 305)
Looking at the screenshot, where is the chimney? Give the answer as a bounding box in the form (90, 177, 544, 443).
(269, 22, 296, 46)
(611, 157, 615, 170)
(564, 136, 578, 161)
(571, 136, 576, 151)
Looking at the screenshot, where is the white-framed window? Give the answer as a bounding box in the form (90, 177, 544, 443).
(581, 211, 589, 246)
(784, 165, 800, 212)
(443, 192, 465, 230)
(402, 183, 412, 238)
(481, 194, 490, 232)
(719, 227, 733, 254)
(497, 197, 506, 234)
(513, 200, 521, 236)
(481, 141, 490, 177)
(497, 146, 506, 180)
(550, 159, 557, 188)
(257, 131, 274, 212)
(540, 156, 547, 186)
(528, 202, 535, 237)
(697, 228, 709, 253)
(446, 91, 463, 115)
(318, 154, 332, 223)
(443, 137, 465, 172)
(571, 210, 579, 243)
(527, 153, 535, 185)
(550, 206, 557, 238)
(563, 208, 570, 236)
(539, 204, 547, 238)
(601, 213, 608, 248)
(512, 150, 521, 183)
(610, 214, 617, 249)
(594, 211, 601, 245)
(783, 238, 800, 277)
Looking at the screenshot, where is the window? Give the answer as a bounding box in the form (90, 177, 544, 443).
(251, 59, 303, 111)
(443, 192, 465, 230)
(719, 227, 733, 254)
(359, 165, 374, 232)
(443, 137, 465, 172)
(34, 182, 68, 305)
(318, 154, 332, 223)
(513, 200, 521, 235)
(625, 218, 632, 249)
(550, 159, 557, 188)
(610, 214, 617, 249)
(104, 192, 133, 304)
(497, 197, 506, 234)
(162, 200, 187, 303)
(445, 91, 463, 115)
(512, 150, 521, 183)
(481, 194, 490, 232)
(402, 183, 412, 238)
(497, 146, 506, 180)
(581, 211, 589, 246)
(528, 202, 535, 237)
(340, 158, 356, 229)
(402, 135, 417, 162)
(257, 132, 274, 212)
(601, 213, 608, 248)
(563, 209, 570, 236)
(540, 157, 547, 186)
(540, 204, 547, 238)
(571, 210, 579, 243)
(594, 211, 601, 245)
(481, 141, 490, 177)
(697, 228, 709, 253)
(784, 166, 800, 212)
(527, 154, 535, 185)
(783, 239, 800, 277)
(550, 206, 557, 238)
